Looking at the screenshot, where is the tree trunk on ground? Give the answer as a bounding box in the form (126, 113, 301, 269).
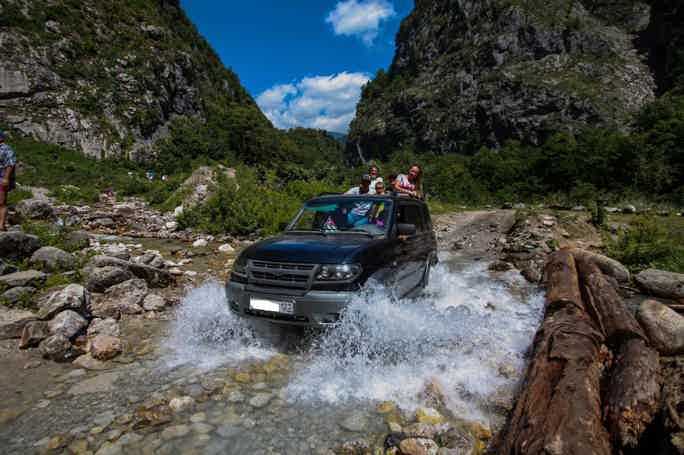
(544, 250, 583, 312)
(576, 257, 646, 346)
(603, 338, 661, 448)
(497, 305, 611, 455)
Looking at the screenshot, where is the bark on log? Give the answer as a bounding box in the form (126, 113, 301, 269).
(497, 305, 611, 455)
(568, 248, 631, 285)
(576, 257, 646, 346)
(544, 250, 583, 312)
(603, 338, 661, 448)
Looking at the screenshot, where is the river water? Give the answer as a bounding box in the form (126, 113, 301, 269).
(152, 252, 544, 453)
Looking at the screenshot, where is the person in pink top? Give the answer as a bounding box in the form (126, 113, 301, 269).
(393, 164, 423, 198)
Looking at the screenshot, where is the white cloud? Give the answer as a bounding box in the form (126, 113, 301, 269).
(256, 72, 370, 133)
(326, 0, 396, 45)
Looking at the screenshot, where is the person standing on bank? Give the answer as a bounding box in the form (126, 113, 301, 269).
(393, 164, 423, 198)
(0, 131, 17, 231)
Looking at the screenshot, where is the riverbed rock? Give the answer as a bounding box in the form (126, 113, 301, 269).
(635, 269, 684, 300)
(1, 286, 36, 305)
(192, 239, 208, 248)
(87, 318, 120, 338)
(0, 307, 37, 339)
(415, 408, 445, 425)
(20, 321, 49, 348)
(84, 266, 133, 293)
(48, 310, 87, 339)
(30, 246, 76, 272)
(142, 294, 166, 311)
(399, 437, 439, 455)
(102, 244, 131, 261)
(0, 270, 47, 288)
(64, 230, 90, 251)
(88, 256, 172, 288)
(89, 335, 122, 361)
(134, 253, 165, 270)
(169, 396, 195, 413)
(72, 353, 111, 371)
(218, 244, 234, 253)
(16, 198, 55, 220)
(38, 284, 89, 320)
(39, 334, 75, 361)
(340, 412, 369, 432)
(637, 300, 684, 355)
(248, 393, 273, 408)
(101, 279, 147, 314)
(0, 231, 41, 260)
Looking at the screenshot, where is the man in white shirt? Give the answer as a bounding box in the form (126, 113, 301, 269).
(345, 174, 373, 195)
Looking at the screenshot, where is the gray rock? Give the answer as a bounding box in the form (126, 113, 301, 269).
(30, 246, 76, 272)
(161, 424, 190, 440)
(1, 286, 36, 305)
(16, 199, 55, 220)
(0, 307, 37, 339)
(87, 318, 120, 338)
(0, 270, 47, 288)
(64, 230, 90, 251)
(48, 310, 87, 338)
(39, 334, 75, 361)
(0, 232, 42, 261)
(38, 284, 89, 320)
(134, 253, 165, 269)
(339, 411, 368, 432)
(84, 266, 133, 293)
(89, 335, 122, 360)
(93, 218, 116, 228)
(72, 354, 111, 371)
(20, 321, 49, 348)
(68, 372, 120, 395)
(89, 256, 173, 288)
(637, 300, 684, 355)
(248, 393, 272, 408)
(635, 269, 684, 300)
(90, 279, 146, 317)
(142, 294, 166, 311)
(215, 424, 240, 439)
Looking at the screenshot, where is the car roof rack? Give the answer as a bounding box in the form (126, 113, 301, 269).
(316, 192, 342, 197)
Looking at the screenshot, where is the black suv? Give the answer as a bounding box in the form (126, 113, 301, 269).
(226, 194, 437, 326)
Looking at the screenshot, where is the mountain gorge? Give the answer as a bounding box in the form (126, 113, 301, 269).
(347, 0, 680, 162)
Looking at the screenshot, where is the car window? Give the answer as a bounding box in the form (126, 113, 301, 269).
(289, 199, 393, 236)
(397, 204, 425, 232)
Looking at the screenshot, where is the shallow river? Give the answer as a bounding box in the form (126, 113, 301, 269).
(1, 252, 544, 454)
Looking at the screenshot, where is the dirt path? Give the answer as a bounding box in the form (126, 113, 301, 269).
(433, 210, 517, 259)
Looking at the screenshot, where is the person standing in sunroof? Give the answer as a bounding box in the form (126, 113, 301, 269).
(0, 130, 17, 231)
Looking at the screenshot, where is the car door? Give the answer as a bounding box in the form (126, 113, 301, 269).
(394, 202, 427, 297)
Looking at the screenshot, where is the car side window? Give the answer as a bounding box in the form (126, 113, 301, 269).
(397, 204, 425, 232)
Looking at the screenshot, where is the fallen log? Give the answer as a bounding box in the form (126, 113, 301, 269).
(576, 257, 646, 346)
(543, 250, 583, 312)
(568, 248, 631, 285)
(497, 305, 611, 455)
(603, 338, 661, 449)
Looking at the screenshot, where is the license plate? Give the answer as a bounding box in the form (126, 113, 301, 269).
(249, 298, 294, 314)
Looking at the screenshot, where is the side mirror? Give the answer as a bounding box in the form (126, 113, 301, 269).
(397, 223, 416, 237)
(279, 221, 289, 231)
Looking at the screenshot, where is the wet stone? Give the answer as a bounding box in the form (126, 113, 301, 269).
(192, 422, 214, 434)
(248, 392, 273, 408)
(161, 424, 191, 440)
(340, 411, 369, 432)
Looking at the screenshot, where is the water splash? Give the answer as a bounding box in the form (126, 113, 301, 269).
(286, 256, 544, 425)
(163, 282, 275, 369)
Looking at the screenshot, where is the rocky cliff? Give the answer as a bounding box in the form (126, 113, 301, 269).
(347, 0, 658, 162)
(0, 0, 264, 160)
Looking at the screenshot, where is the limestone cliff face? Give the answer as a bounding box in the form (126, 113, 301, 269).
(347, 0, 657, 162)
(0, 0, 262, 160)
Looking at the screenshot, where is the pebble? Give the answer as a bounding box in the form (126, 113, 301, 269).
(248, 393, 273, 408)
(169, 396, 195, 413)
(340, 411, 368, 432)
(227, 391, 245, 403)
(35, 399, 51, 409)
(190, 412, 207, 423)
(161, 424, 191, 440)
(216, 424, 241, 438)
(118, 432, 143, 445)
(192, 422, 214, 434)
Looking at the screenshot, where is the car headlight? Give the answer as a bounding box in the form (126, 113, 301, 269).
(232, 254, 248, 277)
(315, 264, 362, 281)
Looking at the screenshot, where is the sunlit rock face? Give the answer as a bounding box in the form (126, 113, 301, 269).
(347, 0, 657, 162)
(0, 0, 261, 160)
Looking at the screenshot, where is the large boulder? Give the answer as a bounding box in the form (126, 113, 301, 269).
(63, 230, 90, 251)
(84, 266, 133, 293)
(142, 294, 167, 311)
(0, 307, 37, 339)
(48, 310, 88, 339)
(92, 279, 147, 317)
(89, 255, 172, 288)
(86, 318, 120, 338)
(19, 321, 49, 348)
(89, 335, 122, 361)
(568, 249, 631, 284)
(1, 286, 36, 306)
(0, 231, 41, 261)
(637, 300, 684, 355)
(39, 333, 76, 362)
(0, 270, 47, 288)
(37, 284, 89, 320)
(16, 198, 55, 220)
(635, 269, 684, 300)
(30, 246, 76, 272)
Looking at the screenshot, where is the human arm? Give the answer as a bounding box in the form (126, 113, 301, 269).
(393, 175, 418, 197)
(1, 165, 13, 191)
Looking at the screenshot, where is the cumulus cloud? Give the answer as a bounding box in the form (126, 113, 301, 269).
(256, 72, 370, 133)
(326, 0, 396, 45)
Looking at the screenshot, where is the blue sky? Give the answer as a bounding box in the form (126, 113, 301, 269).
(180, 0, 414, 132)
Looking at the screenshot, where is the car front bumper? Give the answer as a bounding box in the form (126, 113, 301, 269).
(225, 281, 355, 327)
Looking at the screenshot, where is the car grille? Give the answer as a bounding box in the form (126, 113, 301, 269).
(248, 260, 317, 290)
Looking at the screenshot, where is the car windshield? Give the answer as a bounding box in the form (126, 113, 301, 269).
(288, 198, 393, 237)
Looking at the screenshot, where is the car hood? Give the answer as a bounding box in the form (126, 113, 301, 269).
(241, 234, 375, 264)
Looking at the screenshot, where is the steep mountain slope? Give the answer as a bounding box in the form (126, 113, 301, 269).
(0, 0, 270, 160)
(347, 0, 657, 162)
